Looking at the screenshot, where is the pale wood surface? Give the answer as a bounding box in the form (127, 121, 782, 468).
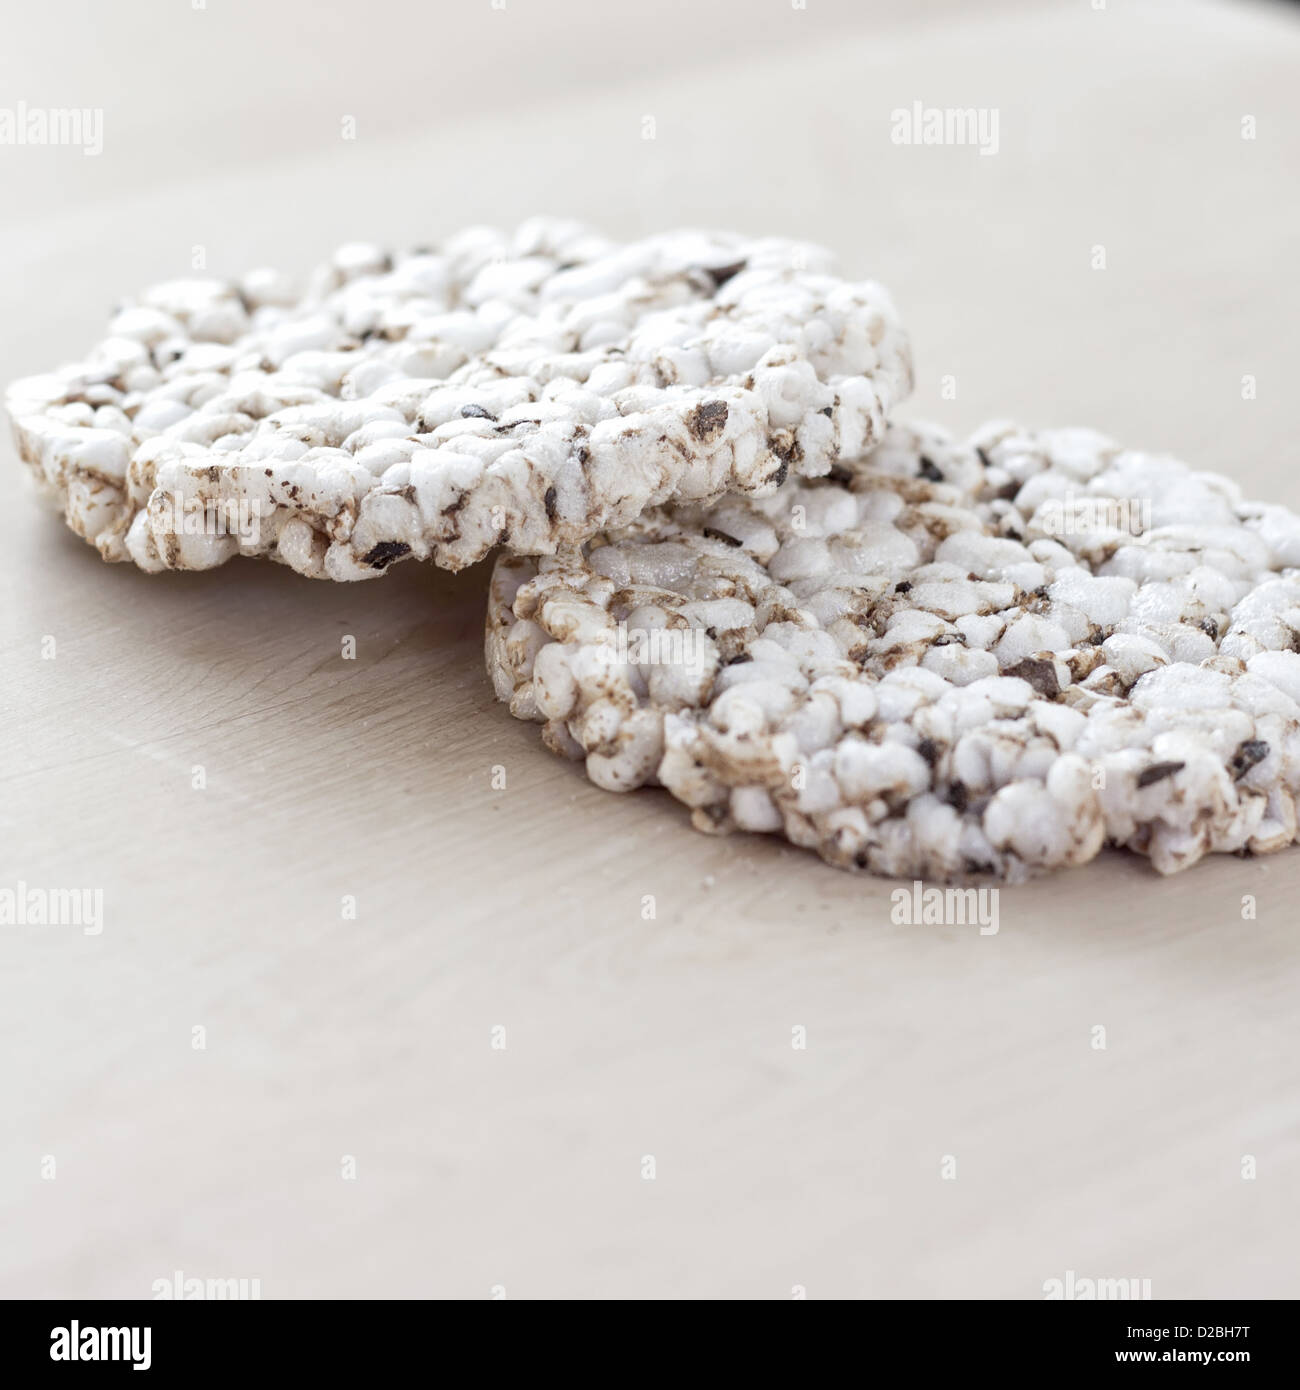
(2, 0, 1299, 1298)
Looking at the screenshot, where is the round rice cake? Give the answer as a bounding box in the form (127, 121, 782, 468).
(5, 220, 912, 580)
(486, 419, 1300, 881)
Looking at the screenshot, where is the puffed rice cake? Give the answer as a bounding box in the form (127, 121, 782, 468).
(5, 220, 912, 580)
(486, 419, 1300, 882)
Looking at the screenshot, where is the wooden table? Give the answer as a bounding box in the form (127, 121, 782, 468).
(2, 0, 1298, 1297)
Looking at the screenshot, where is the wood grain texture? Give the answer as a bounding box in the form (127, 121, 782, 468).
(2, 0, 1299, 1298)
